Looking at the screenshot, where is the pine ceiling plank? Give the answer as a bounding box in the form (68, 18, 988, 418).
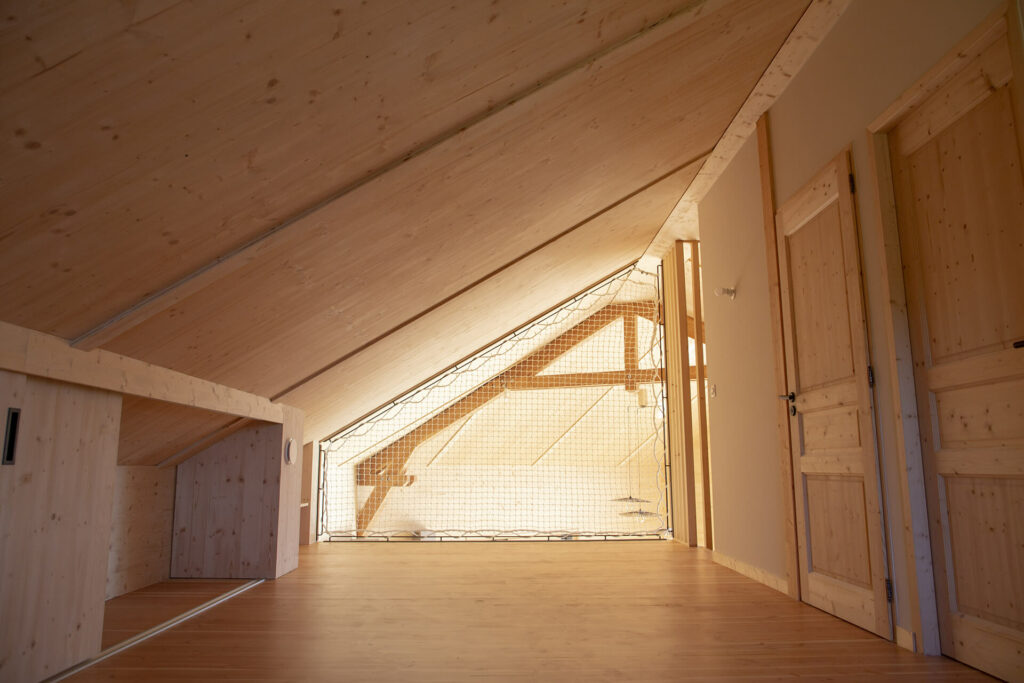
(0, 0, 181, 92)
(283, 158, 703, 443)
(117, 395, 236, 466)
(100, 0, 807, 401)
(0, 0, 692, 339)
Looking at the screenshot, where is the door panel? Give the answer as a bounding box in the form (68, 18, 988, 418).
(776, 151, 892, 637)
(888, 22, 1024, 681)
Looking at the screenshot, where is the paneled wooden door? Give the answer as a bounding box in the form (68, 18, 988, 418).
(776, 151, 893, 638)
(886, 18, 1024, 680)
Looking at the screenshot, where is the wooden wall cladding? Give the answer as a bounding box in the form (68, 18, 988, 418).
(106, 466, 176, 600)
(171, 409, 303, 579)
(0, 370, 122, 682)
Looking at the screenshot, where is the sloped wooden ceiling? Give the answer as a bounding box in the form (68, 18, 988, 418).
(1, 0, 809, 452)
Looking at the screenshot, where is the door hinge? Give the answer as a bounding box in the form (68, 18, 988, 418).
(867, 365, 875, 387)
(885, 578, 893, 603)
(849, 173, 856, 194)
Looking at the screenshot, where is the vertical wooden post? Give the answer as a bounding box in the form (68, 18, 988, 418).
(686, 240, 713, 549)
(757, 114, 800, 599)
(624, 313, 638, 391)
(665, 242, 698, 546)
(300, 440, 319, 545)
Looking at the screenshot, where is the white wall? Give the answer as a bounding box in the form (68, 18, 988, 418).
(697, 0, 1002, 642)
(698, 135, 787, 583)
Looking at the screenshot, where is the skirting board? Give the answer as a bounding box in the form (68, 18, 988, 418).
(895, 625, 916, 652)
(711, 550, 788, 595)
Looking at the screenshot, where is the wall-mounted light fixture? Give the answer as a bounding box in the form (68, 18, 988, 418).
(713, 286, 737, 300)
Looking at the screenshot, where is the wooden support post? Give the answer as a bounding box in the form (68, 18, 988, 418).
(665, 241, 698, 546)
(300, 441, 318, 545)
(686, 240, 713, 550)
(624, 314, 639, 391)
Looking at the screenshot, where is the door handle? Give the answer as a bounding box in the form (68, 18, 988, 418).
(777, 392, 795, 402)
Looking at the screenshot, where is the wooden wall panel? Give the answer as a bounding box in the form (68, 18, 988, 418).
(805, 476, 871, 588)
(903, 88, 1024, 364)
(945, 476, 1024, 630)
(171, 409, 303, 579)
(0, 371, 121, 682)
(802, 407, 861, 451)
(106, 466, 176, 600)
(785, 204, 854, 390)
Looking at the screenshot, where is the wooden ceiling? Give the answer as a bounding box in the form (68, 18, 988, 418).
(1, 0, 809, 455)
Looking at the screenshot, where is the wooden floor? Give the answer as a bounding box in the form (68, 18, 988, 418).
(101, 579, 247, 650)
(73, 542, 989, 681)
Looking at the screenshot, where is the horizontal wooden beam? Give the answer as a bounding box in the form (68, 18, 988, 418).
(508, 369, 665, 390)
(0, 320, 288, 423)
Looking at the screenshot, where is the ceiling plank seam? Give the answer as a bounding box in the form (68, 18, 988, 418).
(69, 0, 728, 351)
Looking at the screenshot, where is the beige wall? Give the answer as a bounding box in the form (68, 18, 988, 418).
(697, 0, 1001, 643)
(106, 465, 176, 599)
(0, 371, 122, 682)
(697, 134, 787, 584)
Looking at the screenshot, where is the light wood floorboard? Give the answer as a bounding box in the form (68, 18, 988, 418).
(76, 542, 990, 681)
(101, 579, 247, 650)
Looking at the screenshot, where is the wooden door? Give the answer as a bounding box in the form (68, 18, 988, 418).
(776, 151, 893, 637)
(887, 21, 1024, 680)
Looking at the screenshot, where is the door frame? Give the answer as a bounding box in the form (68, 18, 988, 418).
(756, 116, 801, 601)
(863, 0, 1023, 658)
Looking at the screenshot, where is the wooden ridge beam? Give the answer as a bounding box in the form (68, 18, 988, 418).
(0, 320, 288, 423)
(70, 0, 728, 352)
